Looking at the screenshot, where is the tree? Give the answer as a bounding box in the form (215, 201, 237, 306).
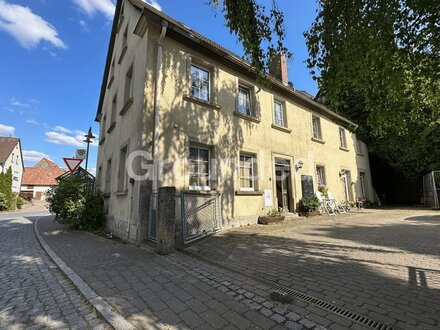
(0, 167, 15, 210)
(305, 0, 440, 176)
(209, 0, 292, 73)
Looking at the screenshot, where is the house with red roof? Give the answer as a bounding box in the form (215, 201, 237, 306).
(21, 158, 66, 200)
(0, 137, 24, 193)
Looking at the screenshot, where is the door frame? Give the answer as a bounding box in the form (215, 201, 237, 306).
(272, 153, 295, 212)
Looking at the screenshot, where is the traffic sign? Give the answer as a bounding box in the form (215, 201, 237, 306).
(63, 158, 83, 173)
(76, 148, 86, 159)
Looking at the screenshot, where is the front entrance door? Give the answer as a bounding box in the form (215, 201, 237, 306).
(275, 159, 292, 212)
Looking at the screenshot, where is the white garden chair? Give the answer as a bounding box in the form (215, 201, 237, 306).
(327, 191, 347, 214)
(316, 191, 335, 216)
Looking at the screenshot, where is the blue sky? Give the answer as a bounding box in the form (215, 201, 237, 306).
(0, 0, 318, 173)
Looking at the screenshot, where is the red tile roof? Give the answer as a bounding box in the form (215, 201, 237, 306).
(22, 158, 66, 186)
(0, 137, 19, 164)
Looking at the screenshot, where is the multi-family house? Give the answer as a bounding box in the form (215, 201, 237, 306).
(0, 137, 24, 193)
(95, 0, 374, 242)
(21, 158, 66, 200)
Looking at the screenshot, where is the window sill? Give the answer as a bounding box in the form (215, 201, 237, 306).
(356, 152, 365, 157)
(339, 146, 349, 152)
(103, 192, 111, 198)
(107, 76, 114, 89)
(182, 189, 220, 196)
(235, 190, 264, 196)
(119, 98, 133, 116)
(233, 112, 261, 123)
(271, 124, 291, 133)
(311, 137, 325, 144)
(115, 190, 128, 196)
(118, 46, 127, 64)
(183, 95, 220, 110)
(107, 122, 116, 134)
(99, 137, 106, 145)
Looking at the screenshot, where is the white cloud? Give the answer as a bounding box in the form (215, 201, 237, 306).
(27, 119, 39, 125)
(54, 126, 72, 133)
(45, 127, 98, 147)
(23, 150, 51, 163)
(78, 19, 90, 32)
(11, 98, 30, 108)
(144, 0, 162, 11)
(72, 0, 115, 19)
(0, 0, 67, 49)
(0, 123, 15, 136)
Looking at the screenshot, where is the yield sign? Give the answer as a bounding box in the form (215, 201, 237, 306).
(63, 158, 83, 173)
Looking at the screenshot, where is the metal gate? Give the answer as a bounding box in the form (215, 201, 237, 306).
(423, 171, 440, 208)
(148, 192, 157, 241)
(181, 192, 221, 244)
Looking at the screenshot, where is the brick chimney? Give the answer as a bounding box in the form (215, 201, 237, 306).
(269, 54, 288, 86)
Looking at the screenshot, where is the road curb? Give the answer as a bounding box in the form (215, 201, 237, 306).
(33, 216, 135, 330)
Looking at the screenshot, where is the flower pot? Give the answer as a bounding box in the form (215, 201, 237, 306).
(258, 215, 285, 225)
(299, 210, 320, 218)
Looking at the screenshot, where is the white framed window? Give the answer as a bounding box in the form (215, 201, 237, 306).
(189, 146, 211, 190)
(11, 153, 14, 162)
(100, 113, 107, 139)
(312, 116, 322, 140)
(274, 100, 286, 127)
(239, 153, 257, 191)
(359, 172, 367, 198)
(356, 138, 364, 155)
(117, 145, 128, 192)
(111, 93, 117, 125)
(339, 127, 347, 148)
(105, 158, 112, 193)
(316, 165, 326, 185)
(191, 65, 210, 102)
(237, 85, 252, 116)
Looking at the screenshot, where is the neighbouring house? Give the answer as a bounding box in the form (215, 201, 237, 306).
(0, 137, 24, 193)
(21, 158, 66, 200)
(95, 0, 374, 242)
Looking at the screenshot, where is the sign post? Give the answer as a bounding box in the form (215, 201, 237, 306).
(63, 158, 83, 173)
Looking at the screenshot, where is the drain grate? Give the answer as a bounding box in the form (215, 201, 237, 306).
(184, 251, 393, 330)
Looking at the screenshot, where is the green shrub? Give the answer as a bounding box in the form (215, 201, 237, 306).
(298, 196, 321, 212)
(16, 196, 25, 206)
(46, 173, 104, 231)
(0, 193, 7, 211)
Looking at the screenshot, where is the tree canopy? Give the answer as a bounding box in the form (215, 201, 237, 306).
(305, 0, 440, 176)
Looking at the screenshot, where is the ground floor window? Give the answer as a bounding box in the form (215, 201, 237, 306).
(359, 171, 367, 198)
(189, 146, 211, 190)
(316, 165, 326, 185)
(239, 153, 256, 191)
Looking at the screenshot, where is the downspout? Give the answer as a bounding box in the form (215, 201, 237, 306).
(152, 20, 168, 193)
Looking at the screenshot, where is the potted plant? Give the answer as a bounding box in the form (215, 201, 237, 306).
(298, 196, 321, 217)
(258, 209, 285, 225)
(16, 196, 25, 209)
(318, 184, 329, 198)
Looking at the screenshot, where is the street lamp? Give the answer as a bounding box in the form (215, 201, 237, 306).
(83, 127, 96, 172)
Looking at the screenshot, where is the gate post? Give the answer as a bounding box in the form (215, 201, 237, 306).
(156, 186, 176, 255)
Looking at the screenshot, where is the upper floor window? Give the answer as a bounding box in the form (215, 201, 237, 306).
(11, 153, 14, 162)
(111, 93, 117, 125)
(191, 65, 210, 102)
(316, 165, 326, 185)
(105, 158, 112, 193)
(356, 138, 364, 155)
(312, 116, 322, 140)
(16, 156, 19, 165)
(274, 100, 286, 127)
(122, 63, 134, 114)
(237, 85, 252, 116)
(100, 113, 107, 141)
(339, 127, 347, 149)
(239, 153, 257, 191)
(189, 146, 211, 190)
(117, 145, 128, 192)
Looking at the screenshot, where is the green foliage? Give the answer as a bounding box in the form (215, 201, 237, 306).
(16, 196, 25, 206)
(305, 0, 440, 176)
(209, 0, 292, 75)
(267, 208, 282, 217)
(46, 173, 104, 231)
(299, 197, 321, 212)
(0, 193, 7, 211)
(0, 167, 15, 210)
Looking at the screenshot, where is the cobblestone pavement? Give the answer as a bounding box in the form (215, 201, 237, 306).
(187, 208, 440, 330)
(38, 216, 337, 329)
(0, 213, 109, 330)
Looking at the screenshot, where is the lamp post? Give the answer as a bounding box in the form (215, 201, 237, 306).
(83, 127, 95, 172)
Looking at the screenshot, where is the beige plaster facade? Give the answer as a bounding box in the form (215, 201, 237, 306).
(95, 0, 374, 241)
